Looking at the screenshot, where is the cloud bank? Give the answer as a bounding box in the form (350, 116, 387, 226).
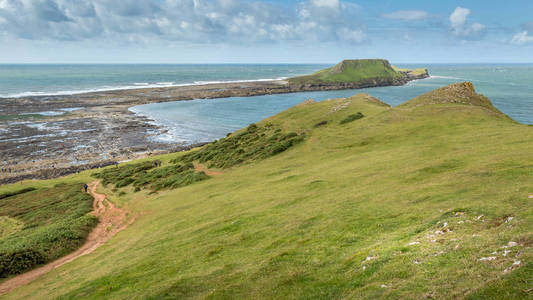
(0, 0, 367, 44)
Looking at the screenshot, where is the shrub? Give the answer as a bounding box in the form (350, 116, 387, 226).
(340, 112, 364, 124)
(247, 123, 258, 131)
(115, 177, 134, 188)
(0, 249, 45, 277)
(314, 120, 328, 127)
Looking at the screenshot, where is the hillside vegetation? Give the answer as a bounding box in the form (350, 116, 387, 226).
(1, 82, 532, 299)
(93, 121, 306, 191)
(288, 59, 428, 85)
(0, 184, 96, 278)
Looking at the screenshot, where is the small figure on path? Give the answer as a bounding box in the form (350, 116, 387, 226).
(84, 183, 88, 193)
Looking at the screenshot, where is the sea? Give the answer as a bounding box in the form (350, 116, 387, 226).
(1, 64, 532, 144)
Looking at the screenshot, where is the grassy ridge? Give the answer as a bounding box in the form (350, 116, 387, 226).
(0, 184, 96, 278)
(2, 83, 533, 299)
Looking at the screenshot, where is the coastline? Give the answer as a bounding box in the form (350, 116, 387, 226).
(0, 72, 428, 184)
(0, 77, 291, 99)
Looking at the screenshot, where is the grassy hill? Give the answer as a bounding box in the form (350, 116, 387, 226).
(288, 59, 428, 86)
(1, 82, 532, 299)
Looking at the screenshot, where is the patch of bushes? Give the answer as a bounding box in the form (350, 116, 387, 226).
(0, 187, 36, 200)
(94, 161, 156, 187)
(0, 249, 45, 278)
(174, 124, 305, 169)
(0, 184, 96, 277)
(314, 120, 328, 128)
(340, 112, 364, 124)
(92, 123, 305, 192)
(151, 170, 210, 190)
(93, 161, 209, 192)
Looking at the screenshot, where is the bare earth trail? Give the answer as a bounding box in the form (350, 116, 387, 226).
(0, 181, 134, 296)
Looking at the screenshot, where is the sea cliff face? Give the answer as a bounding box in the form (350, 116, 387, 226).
(286, 70, 429, 92)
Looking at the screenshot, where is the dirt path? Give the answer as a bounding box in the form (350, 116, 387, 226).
(0, 181, 134, 296)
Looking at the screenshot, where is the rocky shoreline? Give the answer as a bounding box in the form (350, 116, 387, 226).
(0, 71, 428, 184)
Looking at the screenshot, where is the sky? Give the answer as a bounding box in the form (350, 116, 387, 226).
(1, 0, 533, 63)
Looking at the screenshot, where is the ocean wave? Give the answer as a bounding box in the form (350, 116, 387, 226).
(20, 111, 66, 116)
(0, 77, 289, 98)
(429, 75, 463, 80)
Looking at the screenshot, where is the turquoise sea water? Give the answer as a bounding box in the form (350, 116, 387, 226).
(0, 64, 327, 98)
(130, 64, 533, 144)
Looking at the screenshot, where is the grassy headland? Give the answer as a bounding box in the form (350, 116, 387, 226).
(1, 82, 532, 299)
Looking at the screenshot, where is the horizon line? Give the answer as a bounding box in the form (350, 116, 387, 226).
(1, 62, 533, 65)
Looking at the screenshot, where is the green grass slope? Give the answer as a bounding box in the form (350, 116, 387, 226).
(2, 83, 533, 299)
(288, 59, 427, 85)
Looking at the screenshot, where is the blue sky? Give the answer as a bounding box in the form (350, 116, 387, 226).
(1, 0, 533, 63)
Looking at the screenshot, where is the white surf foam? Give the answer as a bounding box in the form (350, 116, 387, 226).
(429, 75, 463, 80)
(1, 77, 289, 98)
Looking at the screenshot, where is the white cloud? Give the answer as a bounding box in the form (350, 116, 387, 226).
(383, 10, 428, 21)
(450, 7, 469, 29)
(337, 27, 366, 43)
(310, 0, 339, 10)
(511, 31, 533, 45)
(450, 7, 485, 38)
